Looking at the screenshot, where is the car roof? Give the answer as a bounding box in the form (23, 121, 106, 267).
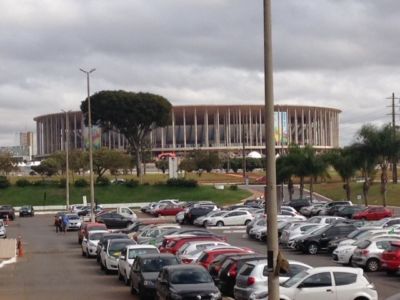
(138, 253, 176, 259)
(163, 264, 205, 271)
(89, 230, 108, 235)
(307, 266, 362, 274)
(125, 244, 158, 250)
(246, 259, 312, 269)
(108, 238, 135, 244)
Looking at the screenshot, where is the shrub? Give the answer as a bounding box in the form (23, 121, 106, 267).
(33, 180, 44, 186)
(125, 179, 139, 188)
(154, 181, 166, 187)
(16, 178, 31, 187)
(58, 178, 67, 188)
(143, 182, 150, 186)
(229, 185, 238, 191)
(166, 178, 198, 188)
(74, 178, 89, 187)
(96, 176, 110, 186)
(0, 176, 10, 189)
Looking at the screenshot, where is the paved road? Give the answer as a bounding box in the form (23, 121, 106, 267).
(2, 215, 400, 300)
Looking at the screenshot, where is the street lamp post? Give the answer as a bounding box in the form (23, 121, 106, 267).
(62, 110, 71, 210)
(80, 68, 96, 223)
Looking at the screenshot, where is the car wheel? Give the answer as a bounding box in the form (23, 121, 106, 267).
(203, 221, 207, 227)
(216, 221, 224, 227)
(366, 258, 380, 272)
(307, 243, 318, 255)
(130, 280, 137, 295)
(244, 220, 251, 226)
(387, 270, 397, 276)
(118, 268, 123, 281)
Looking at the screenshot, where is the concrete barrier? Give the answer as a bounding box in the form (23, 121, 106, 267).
(0, 239, 16, 259)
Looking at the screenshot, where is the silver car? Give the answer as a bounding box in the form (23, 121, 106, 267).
(0, 219, 6, 238)
(280, 223, 322, 246)
(234, 259, 312, 300)
(248, 218, 266, 239)
(352, 237, 399, 272)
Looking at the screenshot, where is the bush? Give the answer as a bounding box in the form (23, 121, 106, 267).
(33, 180, 44, 186)
(74, 178, 89, 187)
(58, 178, 67, 188)
(166, 178, 198, 188)
(96, 176, 110, 186)
(154, 181, 166, 186)
(0, 176, 10, 189)
(16, 178, 31, 187)
(229, 185, 238, 191)
(125, 179, 139, 188)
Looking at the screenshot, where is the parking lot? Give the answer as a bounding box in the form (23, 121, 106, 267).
(1, 213, 400, 299)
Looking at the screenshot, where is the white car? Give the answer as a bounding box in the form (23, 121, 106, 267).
(307, 216, 344, 225)
(117, 244, 159, 285)
(261, 267, 377, 300)
(337, 229, 400, 248)
(136, 224, 181, 244)
(81, 230, 108, 257)
(194, 210, 225, 227)
(207, 210, 254, 227)
(278, 211, 307, 221)
(0, 219, 6, 238)
(100, 238, 136, 273)
(177, 241, 231, 263)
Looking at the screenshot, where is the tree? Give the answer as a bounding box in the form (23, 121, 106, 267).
(0, 153, 17, 175)
(92, 148, 129, 178)
(193, 151, 220, 175)
(31, 158, 59, 179)
(276, 155, 295, 201)
(286, 145, 310, 199)
(69, 149, 89, 180)
(179, 158, 197, 174)
(326, 147, 360, 201)
(155, 160, 168, 174)
(81, 90, 172, 178)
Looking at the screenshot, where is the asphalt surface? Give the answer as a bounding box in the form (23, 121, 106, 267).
(2, 214, 400, 300)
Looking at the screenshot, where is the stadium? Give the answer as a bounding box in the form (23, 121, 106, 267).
(34, 104, 341, 157)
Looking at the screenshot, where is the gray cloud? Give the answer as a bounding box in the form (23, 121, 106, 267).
(0, 0, 399, 147)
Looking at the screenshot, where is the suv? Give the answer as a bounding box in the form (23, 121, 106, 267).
(0, 205, 15, 221)
(298, 223, 357, 255)
(288, 199, 311, 212)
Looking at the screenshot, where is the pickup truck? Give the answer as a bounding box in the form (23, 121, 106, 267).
(0, 205, 16, 221)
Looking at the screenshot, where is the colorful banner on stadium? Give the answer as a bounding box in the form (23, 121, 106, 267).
(83, 126, 101, 149)
(274, 112, 288, 145)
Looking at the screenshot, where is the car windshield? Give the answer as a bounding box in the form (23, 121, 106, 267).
(67, 215, 80, 220)
(256, 219, 266, 226)
(141, 257, 178, 272)
(170, 268, 212, 284)
(109, 241, 134, 254)
(281, 270, 309, 288)
(90, 232, 105, 240)
(128, 248, 159, 259)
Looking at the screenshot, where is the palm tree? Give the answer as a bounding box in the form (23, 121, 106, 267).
(326, 147, 360, 201)
(286, 145, 309, 199)
(304, 146, 328, 201)
(276, 155, 295, 201)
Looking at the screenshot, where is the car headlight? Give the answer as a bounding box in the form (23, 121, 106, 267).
(143, 280, 155, 287)
(210, 291, 221, 300)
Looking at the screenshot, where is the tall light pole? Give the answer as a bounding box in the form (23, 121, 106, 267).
(264, 1, 279, 299)
(80, 68, 96, 223)
(62, 110, 71, 210)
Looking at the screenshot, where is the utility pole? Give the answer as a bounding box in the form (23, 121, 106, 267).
(242, 121, 246, 184)
(387, 92, 399, 184)
(264, 1, 279, 299)
(80, 68, 96, 223)
(62, 110, 71, 210)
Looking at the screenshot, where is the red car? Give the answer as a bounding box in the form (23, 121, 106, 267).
(197, 247, 254, 270)
(153, 204, 185, 217)
(160, 236, 225, 254)
(381, 241, 400, 274)
(352, 206, 392, 221)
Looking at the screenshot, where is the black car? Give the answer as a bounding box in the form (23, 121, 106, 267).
(0, 205, 15, 220)
(96, 212, 133, 229)
(96, 233, 129, 262)
(184, 206, 215, 224)
(298, 223, 357, 255)
(19, 205, 34, 217)
(130, 253, 179, 299)
(335, 205, 365, 218)
(217, 255, 267, 297)
(156, 264, 222, 300)
(288, 199, 311, 212)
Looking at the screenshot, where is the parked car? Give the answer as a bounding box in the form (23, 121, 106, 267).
(81, 229, 108, 257)
(207, 210, 254, 227)
(335, 205, 365, 218)
(317, 201, 353, 216)
(297, 223, 357, 255)
(381, 241, 400, 275)
(194, 210, 225, 227)
(353, 206, 393, 221)
(135, 224, 181, 244)
(197, 246, 254, 270)
(258, 267, 378, 300)
(280, 223, 323, 246)
(287, 199, 311, 212)
(156, 264, 222, 300)
(0, 205, 15, 220)
(100, 238, 136, 273)
(368, 217, 400, 228)
(184, 205, 218, 225)
(129, 253, 179, 299)
(176, 240, 231, 262)
(96, 212, 133, 229)
(279, 210, 307, 221)
(307, 216, 345, 225)
(78, 222, 108, 244)
(352, 237, 400, 272)
(160, 235, 226, 255)
(96, 233, 129, 262)
(19, 205, 34, 217)
(62, 213, 82, 231)
(248, 218, 267, 239)
(234, 260, 312, 300)
(117, 244, 159, 285)
(286, 225, 327, 249)
(153, 203, 185, 217)
(0, 219, 6, 238)
(299, 203, 325, 217)
(217, 254, 268, 297)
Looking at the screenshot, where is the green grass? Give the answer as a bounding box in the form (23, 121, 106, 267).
(0, 184, 251, 206)
(313, 182, 400, 207)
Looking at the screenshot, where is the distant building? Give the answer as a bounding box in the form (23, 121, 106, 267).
(33, 104, 341, 157)
(0, 146, 31, 162)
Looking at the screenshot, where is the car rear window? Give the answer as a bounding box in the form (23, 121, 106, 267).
(239, 264, 255, 276)
(141, 257, 178, 272)
(334, 272, 357, 286)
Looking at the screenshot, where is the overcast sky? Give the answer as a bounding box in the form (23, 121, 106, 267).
(0, 0, 398, 147)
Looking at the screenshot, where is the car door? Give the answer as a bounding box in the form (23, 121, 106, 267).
(130, 259, 141, 291)
(223, 212, 236, 225)
(119, 248, 127, 277)
(320, 227, 339, 249)
(294, 271, 336, 300)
